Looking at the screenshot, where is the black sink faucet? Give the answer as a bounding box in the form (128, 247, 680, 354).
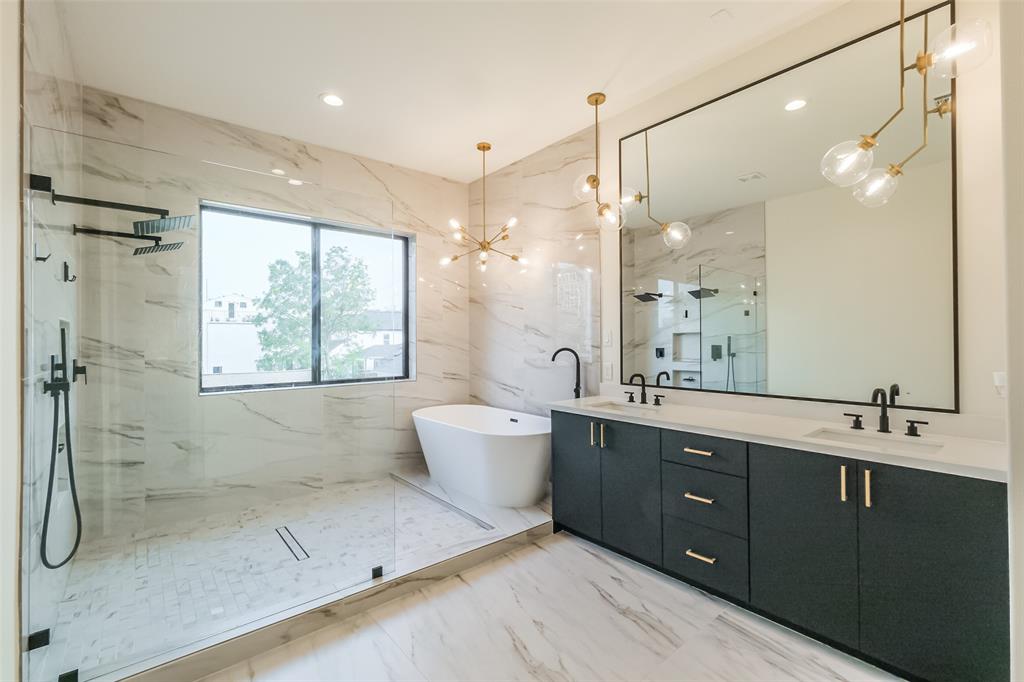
(889, 383, 901, 406)
(656, 371, 670, 387)
(871, 387, 891, 433)
(551, 347, 581, 399)
(628, 373, 649, 405)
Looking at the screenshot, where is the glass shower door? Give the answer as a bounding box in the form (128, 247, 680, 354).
(21, 129, 398, 681)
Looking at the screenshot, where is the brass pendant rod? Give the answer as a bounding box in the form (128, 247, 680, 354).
(643, 130, 667, 227)
(481, 146, 487, 243)
(896, 13, 931, 169)
(869, 0, 907, 140)
(594, 101, 601, 205)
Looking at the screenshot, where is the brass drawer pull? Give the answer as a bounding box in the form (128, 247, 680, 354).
(589, 421, 595, 447)
(683, 447, 714, 457)
(840, 464, 848, 502)
(684, 492, 715, 505)
(599, 423, 606, 448)
(685, 549, 717, 565)
(864, 468, 872, 508)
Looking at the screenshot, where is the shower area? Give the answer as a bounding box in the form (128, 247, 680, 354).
(19, 114, 530, 681)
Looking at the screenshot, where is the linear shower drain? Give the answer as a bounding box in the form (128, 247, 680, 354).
(275, 526, 310, 561)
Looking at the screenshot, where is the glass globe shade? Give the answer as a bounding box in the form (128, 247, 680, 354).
(478, 250, 489, 262)
(928, 18, 993, 79)
(619, 186, 641, 210)
(573, 173, 599, 202)
(853, 168, 899, 208)
(595, 202, 624, 230)
(821, 140, 874, 187)
(662, 221, 692, 250)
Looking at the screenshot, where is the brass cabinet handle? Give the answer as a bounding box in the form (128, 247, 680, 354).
(864, 468, 872, 508)
(683, 447, 714, 457)
(589, 421, 595, 447)
(685, 549, 717, 565)
(840, 465, 848, 502)
(599, 423, 606, 448)
(684, 492, 715, 505)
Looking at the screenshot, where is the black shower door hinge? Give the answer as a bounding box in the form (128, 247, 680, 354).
(371, 565, 383, 579)
(25, 628, 50, 651)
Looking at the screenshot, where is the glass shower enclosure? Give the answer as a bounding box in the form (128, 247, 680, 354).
(21, 126, 401, 680)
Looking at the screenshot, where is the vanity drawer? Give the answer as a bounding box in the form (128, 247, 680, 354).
(661, 430, 747, 477)
(663, 516, 749, 602)
(662, 462, 748, 538)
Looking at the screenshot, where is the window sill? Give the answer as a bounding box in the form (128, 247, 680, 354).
(198, 375, 417, 397)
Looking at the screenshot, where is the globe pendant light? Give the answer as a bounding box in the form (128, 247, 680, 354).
(824, 0, 987, 207)
(574, 93, 625, 230)
(622, 130, 692, 250)
(442, 142, 522, 272)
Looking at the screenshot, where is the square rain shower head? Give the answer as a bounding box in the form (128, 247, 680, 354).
(133, 215, 194, 236)
(688, 288, 719, 299)
(133, 241, 183, 256)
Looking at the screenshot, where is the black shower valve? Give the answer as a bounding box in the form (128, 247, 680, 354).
(72, 359, 87, 385)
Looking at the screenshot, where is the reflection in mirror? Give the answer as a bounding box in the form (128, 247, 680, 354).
(620, 4, 956, 411)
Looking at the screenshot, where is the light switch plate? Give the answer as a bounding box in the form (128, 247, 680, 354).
(603, 362, 614, 381)
(993, 371, 1008, 397)
(603, 330, 613, 347)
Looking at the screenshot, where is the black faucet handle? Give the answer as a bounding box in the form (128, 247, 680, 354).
(843, 412, 864, 430)
(653, 394, 665, 406)
(72, 359, 87, 385)
(624, 391, 635, 403)
(905, 419, 929, 437)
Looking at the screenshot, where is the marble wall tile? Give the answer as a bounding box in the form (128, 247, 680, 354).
(468, 128, 601, 415)
(59, 87, 471, 537)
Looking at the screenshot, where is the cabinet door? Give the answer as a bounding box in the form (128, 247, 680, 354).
(748, 444, 859, 648)
(600, 420, 661, 564)
(551, 411, 602, 540)
(858, 463, 1009, 682)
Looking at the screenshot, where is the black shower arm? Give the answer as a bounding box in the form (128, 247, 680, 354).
(30, 174, 169, 218)
(72, 225, 163, 245)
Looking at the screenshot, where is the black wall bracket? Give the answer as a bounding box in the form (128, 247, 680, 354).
(30, 174, 169, 218)
(25, 628, 50, 651)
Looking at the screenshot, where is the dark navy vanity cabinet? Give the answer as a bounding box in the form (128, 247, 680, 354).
(551, 411, 1010, 682)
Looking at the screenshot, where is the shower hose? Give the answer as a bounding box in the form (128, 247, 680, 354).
(40, 382, 82, 569)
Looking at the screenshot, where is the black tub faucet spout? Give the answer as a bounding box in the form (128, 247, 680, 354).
(551, 347, 582, 399)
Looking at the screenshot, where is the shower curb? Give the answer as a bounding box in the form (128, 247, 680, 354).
(114, 521, 552, 682)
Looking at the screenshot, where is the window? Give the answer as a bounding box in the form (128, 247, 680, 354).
(200, 203, 411, 393)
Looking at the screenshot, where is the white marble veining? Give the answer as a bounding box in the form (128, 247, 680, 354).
(199, 533, 897, 682)
(58, 86, 472, 539)
(552, 396, 1008, 481)
(468, 128, 601, 416)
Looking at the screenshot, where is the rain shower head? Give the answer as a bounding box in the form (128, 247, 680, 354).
(632, 292, 665, 303)
(133, 215, 194, 236)
(133, 242, 183, 256)
(687, 288, 719, 299)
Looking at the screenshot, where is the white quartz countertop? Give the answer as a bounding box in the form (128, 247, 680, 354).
(549, 396, 1008, 482)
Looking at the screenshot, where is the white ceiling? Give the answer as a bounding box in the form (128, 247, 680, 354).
(59, 0, 838, 182)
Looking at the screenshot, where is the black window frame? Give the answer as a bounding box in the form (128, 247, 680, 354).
(199, 202, 412, 395)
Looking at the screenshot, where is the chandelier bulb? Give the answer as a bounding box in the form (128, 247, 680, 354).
(852, 166, 900, 207)
(927, 18, 993, 79)
(661, 222, 692, 250)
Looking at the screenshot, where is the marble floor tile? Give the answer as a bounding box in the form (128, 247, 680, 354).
(32, 476, 548, 682)
(643, 607, 901, 682)
(199, 534, 898, 682)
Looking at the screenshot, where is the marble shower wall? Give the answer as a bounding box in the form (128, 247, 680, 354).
(622, 202, 766, 391)
(71, 87, 470, 539)
(468, 129, 601, 415)
(22, 0, 84, 642)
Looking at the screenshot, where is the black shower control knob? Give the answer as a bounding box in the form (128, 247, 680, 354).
(72, 359, 87, 385)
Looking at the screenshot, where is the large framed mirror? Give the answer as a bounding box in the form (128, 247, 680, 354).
(619, 2, 957, 412)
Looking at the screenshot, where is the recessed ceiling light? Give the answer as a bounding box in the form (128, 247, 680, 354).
(785, 99, 807, 111)
(270, 168, 286, 176)
(725, 231, 735, 235)
(288, 179, 303, 186)
(319, 93, 344, 107)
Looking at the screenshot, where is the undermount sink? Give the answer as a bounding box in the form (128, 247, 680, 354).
(588, 399, 660, 412)
(804, 427, 943, 456)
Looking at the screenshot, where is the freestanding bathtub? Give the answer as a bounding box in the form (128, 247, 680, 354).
(412, 404, 551, 508)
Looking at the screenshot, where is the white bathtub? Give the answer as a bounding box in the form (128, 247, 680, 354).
(412, 404, 551, 508)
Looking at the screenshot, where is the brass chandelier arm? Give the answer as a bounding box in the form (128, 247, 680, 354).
(894, 13, 933, 171)
(643, 130, 669, 228)
(868, 0, 908, 142)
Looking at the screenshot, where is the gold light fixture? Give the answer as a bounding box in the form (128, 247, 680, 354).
(442, 142, 522, 273)
(821, 0, 990, 206)
(574, 93, 625, 230)
(624, 131, 692, 250)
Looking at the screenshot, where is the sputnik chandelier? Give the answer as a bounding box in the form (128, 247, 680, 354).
(821, 0, 990, 206)
(441, 142, 522, 273)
